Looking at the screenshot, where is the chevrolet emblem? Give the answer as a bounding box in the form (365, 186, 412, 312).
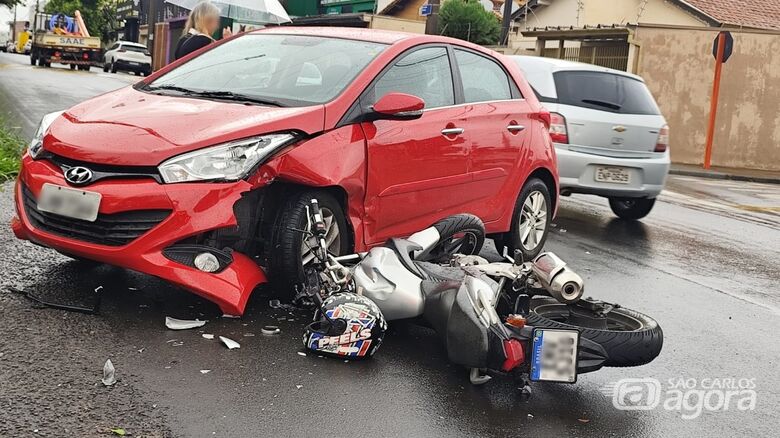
(612, 125, 627, 133)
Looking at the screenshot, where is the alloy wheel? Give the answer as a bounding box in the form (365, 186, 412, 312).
(301, 207, 341, 266)
(518, 191, 547, 251)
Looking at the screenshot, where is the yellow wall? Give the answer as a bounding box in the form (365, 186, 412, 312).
(635, 26, 780, 170)
(391, 0, 428, 21)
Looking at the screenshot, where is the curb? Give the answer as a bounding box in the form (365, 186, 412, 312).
(669, 168, 780, 185)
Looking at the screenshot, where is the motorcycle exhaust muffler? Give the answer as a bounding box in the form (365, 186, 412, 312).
(530, 252, 584, 304)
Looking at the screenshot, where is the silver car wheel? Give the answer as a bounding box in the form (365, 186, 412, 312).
(518, 191, 547, 251)
(301, 207, 341, 266)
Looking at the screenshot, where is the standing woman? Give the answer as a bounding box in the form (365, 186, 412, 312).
(174, 1, 233, 60)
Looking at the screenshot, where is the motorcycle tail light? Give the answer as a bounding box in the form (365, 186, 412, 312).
(501, 339, 525, 372)
(549, 112, 568, 144)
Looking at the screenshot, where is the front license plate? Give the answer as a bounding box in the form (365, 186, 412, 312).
(530, 328, 579, 383)
(37, 183, 102, 222)
(595, 166, 630, 184)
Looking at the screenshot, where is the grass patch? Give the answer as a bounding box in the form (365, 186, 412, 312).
(0, 119, 25, 181)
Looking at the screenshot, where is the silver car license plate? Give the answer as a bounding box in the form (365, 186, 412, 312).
(595, 166, 630, 184)
(530, 328, 579, 383)
(37, 183, 102, 222)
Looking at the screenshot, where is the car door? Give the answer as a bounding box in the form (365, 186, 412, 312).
(361, 45, 470, 244)
(452, 48, 533, 222)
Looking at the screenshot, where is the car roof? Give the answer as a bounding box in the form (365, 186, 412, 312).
(255, 26, 415, 45)
(117, 41, 147, 47)
(508, 55, 643, 81)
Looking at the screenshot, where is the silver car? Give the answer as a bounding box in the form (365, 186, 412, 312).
(509, 56, 670, 219)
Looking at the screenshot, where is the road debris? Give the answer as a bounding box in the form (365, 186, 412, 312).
(578, 417, 591, 424)
(261, 326, 281, 335)
(102, 359, 117, 386)
(202, 333, 215, 340)
(6, 285, 102, 314)
(165, 317, 206, 330)
(219, 336, 241, 350)
(200, 370, 211, 374)
(296, 385, 303, 390)
(222, 314, 241, 319)
(111, 427, 127, 436)
(297, 352, 307, 357)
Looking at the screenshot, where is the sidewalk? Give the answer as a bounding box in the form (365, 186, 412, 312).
(670, 164, 780, 185)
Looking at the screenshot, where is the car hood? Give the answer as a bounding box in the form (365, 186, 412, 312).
(45, 86, 326, 166)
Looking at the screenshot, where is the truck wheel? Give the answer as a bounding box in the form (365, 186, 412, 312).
(38, 57, 46, 67)
(70, 64, 76, 70)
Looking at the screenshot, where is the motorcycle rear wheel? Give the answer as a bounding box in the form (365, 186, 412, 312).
(526, 297, 663, 367)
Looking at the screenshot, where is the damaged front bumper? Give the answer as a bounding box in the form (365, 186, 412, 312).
(12, 155, 268, 315)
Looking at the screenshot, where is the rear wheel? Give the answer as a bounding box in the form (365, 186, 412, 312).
(103, 62, 109, 72)
(29, 55, 36, 65)
(110, 62, 117, 73)
(526, 297, 663, 367)
(69, 64, 76, 70)
(609, 197, 655, 220)
(502, 178, 551, 262)
(268, 191, 349, 297)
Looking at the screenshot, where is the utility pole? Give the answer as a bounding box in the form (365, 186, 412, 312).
(424, 0, 440, 35)
(500, 0, 513, 46)
(12, 3, 17, 42)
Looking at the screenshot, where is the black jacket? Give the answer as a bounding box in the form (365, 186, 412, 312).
(174, 34, 212, 60)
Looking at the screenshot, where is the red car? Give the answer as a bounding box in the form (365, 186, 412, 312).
(13, 27, 558, 315)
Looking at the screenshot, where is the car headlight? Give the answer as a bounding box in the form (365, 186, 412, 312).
(29, 110, 65, 159)
(158, 133, 297, 183)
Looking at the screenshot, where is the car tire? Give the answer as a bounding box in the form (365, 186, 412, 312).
(70, 64, 76, 70)
(29, 55, 36, 66)
(110, 62, 117, 73)
(608, 197, 656, 220)
(268, 190, 350, 298)
(103, 62, 109, 72)
(501, 178, 552, 262)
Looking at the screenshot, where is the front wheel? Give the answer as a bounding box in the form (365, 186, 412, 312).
(502, 178, 552, 262)
(609, 197, 656, 220)
(268, 191, 350, 297)
(110, 62, 117, 73)
(526, 297, 663, 367)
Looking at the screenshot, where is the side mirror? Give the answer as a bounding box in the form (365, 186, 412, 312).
(372, 92, 425, 120)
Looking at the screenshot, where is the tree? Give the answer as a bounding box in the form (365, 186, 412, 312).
(438, 0, 501, 46)
(1, 0, 23, 9)
(44, 0, 119, 42)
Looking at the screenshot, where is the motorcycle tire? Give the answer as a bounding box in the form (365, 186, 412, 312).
(526, 297, 663, 367)
(420, 214, 485, 263)
(268, 190, 350, 297)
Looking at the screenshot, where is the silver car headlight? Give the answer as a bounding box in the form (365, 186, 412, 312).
(29, 110, 65, 159)
(158, 133, 297, 183)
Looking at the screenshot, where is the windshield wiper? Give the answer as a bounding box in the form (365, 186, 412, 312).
(191, 90, 286, 107)
(144, 85, 285, 107)
(582, 99, 621, 111)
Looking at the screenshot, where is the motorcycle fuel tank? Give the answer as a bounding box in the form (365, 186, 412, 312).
(352, 247, 424, 320)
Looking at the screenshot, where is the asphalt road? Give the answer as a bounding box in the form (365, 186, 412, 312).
(1, 51, 779, 437)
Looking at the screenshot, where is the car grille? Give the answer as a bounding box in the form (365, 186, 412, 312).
(21, 185, 171, 246)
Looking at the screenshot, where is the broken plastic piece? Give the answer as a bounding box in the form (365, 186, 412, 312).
(261, 325, 281, 335)
(219, 336, 241, 350)
(222, 314, 241, 319)
(200, 369, 211, 374)
(165, 317, 206, 330)
(202, 333, 215, 340)
(269, 299, 281, 308)
(102, 359, 116, 386)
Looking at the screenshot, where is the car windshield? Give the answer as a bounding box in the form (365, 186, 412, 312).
(145, 34, 387, 107)
(553, 71, 661, 115)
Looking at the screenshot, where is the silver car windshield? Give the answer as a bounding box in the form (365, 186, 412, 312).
(146, 34, 387, 107)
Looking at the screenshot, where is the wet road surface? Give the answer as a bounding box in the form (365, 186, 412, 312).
(1, 52, 779, 437)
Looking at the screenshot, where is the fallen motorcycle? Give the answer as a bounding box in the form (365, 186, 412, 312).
(299, 199, 662, 389)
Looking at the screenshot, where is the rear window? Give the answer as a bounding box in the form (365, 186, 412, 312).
(554, 71, 660, 115)
(124, 45, 148, 54)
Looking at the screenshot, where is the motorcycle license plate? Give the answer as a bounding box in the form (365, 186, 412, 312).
(595, 166, 630, 184)
(530, 328, 579, 383)
(37, 183, 101, 222)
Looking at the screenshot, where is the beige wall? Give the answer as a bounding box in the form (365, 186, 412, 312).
(635, 26, 780, 171)
(369, 15, 426, 33)
(392, 0, 428, 21)
(519, 0, 704, 29)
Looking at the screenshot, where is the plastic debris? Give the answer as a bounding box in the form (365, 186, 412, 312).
(261, 326, 281, 335)
(244, 333, 255, 337)
(578, 418, 590, 424)
(219, 336, 241, 350)
(111, 428, 126, 436)
(165, 317, 206, 330)
(102, 359, 117, 386)
(559, 229, 567, 233)
(202, 333, 215, 340)
(297, 352, 307, 357)
(269, 299, 281, 308)
(527, 414, 534, 419)
(200, 370, 211, 374)
(222, 314, 241, 319)
(296, 385, 303, 390)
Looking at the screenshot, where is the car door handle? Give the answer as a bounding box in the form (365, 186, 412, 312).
(507, 124, 526, 132)
(441, 127, 464, 136)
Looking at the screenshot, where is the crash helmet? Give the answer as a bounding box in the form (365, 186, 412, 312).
(303, 293, 387, 359)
